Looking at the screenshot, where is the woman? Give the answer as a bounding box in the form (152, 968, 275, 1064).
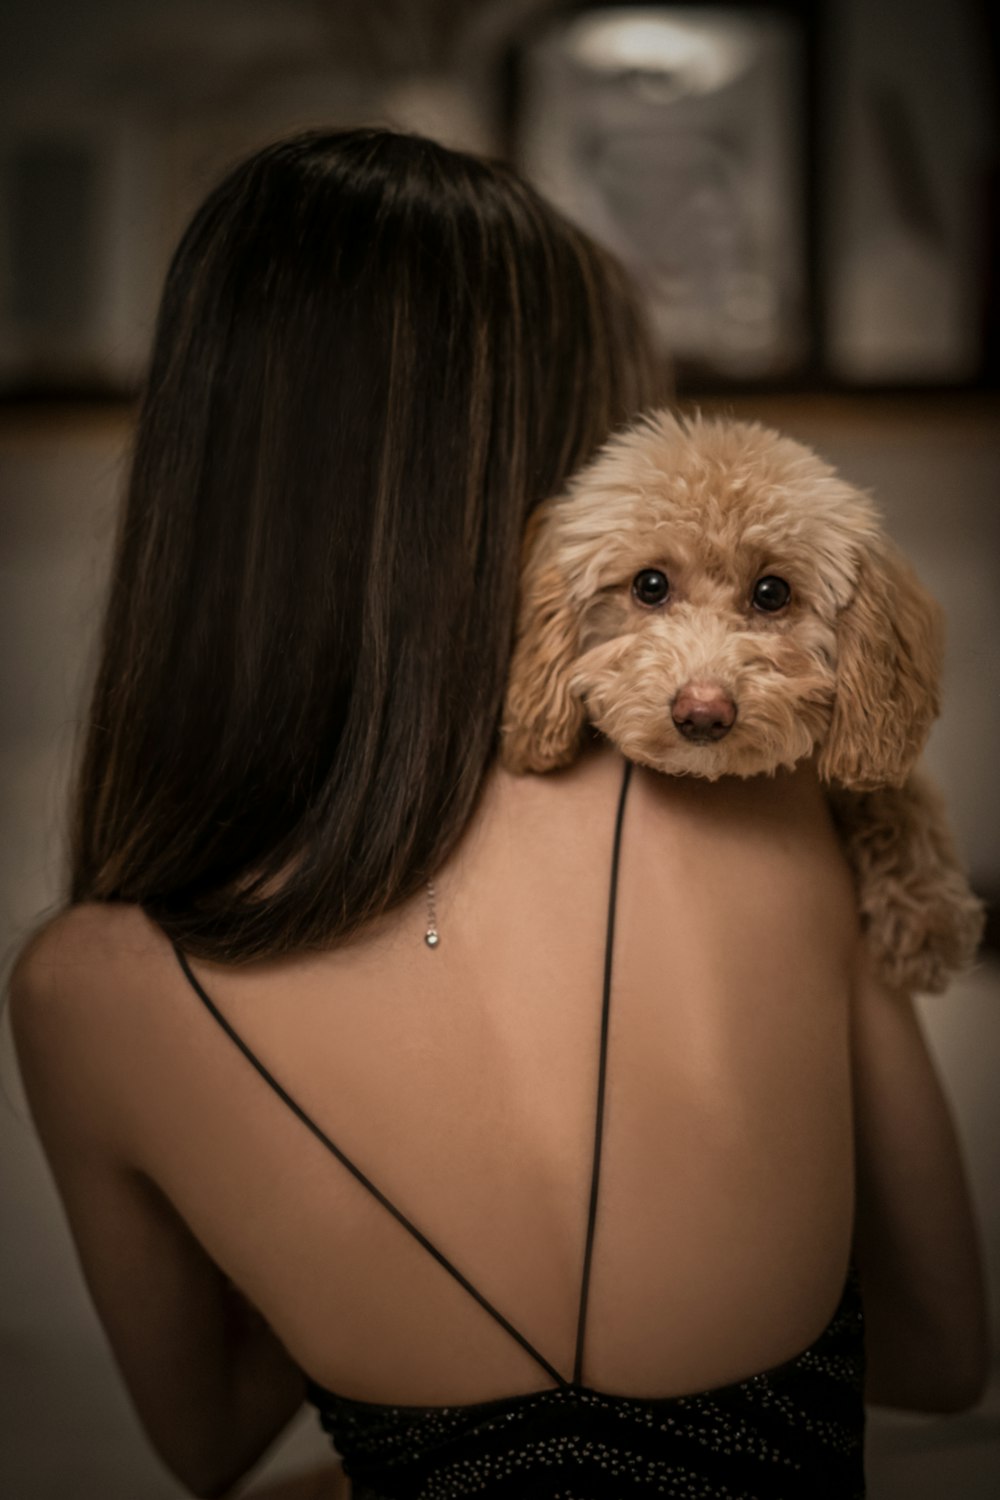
(9, 128, 989, 1499)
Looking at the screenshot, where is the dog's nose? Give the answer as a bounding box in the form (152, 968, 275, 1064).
(671, 683, 737, 742)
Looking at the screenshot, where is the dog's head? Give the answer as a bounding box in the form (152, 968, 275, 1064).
(501, 411, 943, 789)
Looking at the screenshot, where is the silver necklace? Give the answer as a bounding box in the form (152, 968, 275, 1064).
(424, 878, 440, 948)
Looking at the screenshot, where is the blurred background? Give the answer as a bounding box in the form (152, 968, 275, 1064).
(1, 1, 998, 1496)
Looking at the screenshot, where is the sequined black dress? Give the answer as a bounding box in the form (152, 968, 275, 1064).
(172, 757, 867, 1498)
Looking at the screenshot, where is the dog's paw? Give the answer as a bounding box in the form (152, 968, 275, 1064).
(828, 775, 987, 995)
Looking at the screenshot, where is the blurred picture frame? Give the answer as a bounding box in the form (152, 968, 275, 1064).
(821, 0, 996, 387)
(509, 0, 997, 392)
(513, 5, 810, 385)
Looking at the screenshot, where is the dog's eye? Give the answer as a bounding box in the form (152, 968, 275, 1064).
(632, 568, 670, 607)
(752, 575, 791, 613)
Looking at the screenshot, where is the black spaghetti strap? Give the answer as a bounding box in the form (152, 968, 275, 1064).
(573, 754, 633, 1385)
(170, 940, 568, 1388)
(168, 751, 633, 1393)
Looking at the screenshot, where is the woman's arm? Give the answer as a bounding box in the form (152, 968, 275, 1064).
(9, 930, 316, 1498)
(849, 936, 992, 1412)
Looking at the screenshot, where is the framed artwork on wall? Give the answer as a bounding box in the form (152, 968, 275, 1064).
(513, 5, 810, 385)
(508, 0, 997, 392)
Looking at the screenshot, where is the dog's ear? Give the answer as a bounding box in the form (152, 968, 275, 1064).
(500, 501, 586, 772)
(818, 536, 944, 790)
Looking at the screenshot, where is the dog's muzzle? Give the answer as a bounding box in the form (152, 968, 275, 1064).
(671, 683, 737, 743)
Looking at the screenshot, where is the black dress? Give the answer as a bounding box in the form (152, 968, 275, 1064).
(171, 757, 866, 1498)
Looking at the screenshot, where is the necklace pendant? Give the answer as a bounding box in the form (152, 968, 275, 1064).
(424, 876, 439, 948)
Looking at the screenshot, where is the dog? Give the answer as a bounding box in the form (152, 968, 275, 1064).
(500, 409, 984, 994)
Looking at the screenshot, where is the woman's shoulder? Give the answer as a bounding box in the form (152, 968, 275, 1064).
(7, 903, 180, 1172)
(8, 901, 175, 1062)
(496, 739, 856, 880)
(630, 746, 853, 845)
(14, 899, 169, 982)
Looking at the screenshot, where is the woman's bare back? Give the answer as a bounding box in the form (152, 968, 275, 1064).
(54, 736, 860, 1407)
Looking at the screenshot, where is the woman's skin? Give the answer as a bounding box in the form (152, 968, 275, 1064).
(10, 734, 991, 1496)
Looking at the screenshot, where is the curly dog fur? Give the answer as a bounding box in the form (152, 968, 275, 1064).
(501, 409, 984, 994)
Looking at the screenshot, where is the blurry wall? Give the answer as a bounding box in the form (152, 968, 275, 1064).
(2, 0, 996, 394)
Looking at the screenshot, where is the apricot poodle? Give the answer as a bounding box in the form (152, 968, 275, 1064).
(501, 410, 984, 995)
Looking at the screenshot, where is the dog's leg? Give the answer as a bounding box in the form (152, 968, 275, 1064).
(828, 772, 986, 995)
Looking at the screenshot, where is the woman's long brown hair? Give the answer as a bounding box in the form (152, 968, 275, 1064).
(67, 127, 667, 961)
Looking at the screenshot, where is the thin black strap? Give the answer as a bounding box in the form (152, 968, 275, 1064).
(170, 940, 568, 1388)
(573, 754, 633, 1385)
